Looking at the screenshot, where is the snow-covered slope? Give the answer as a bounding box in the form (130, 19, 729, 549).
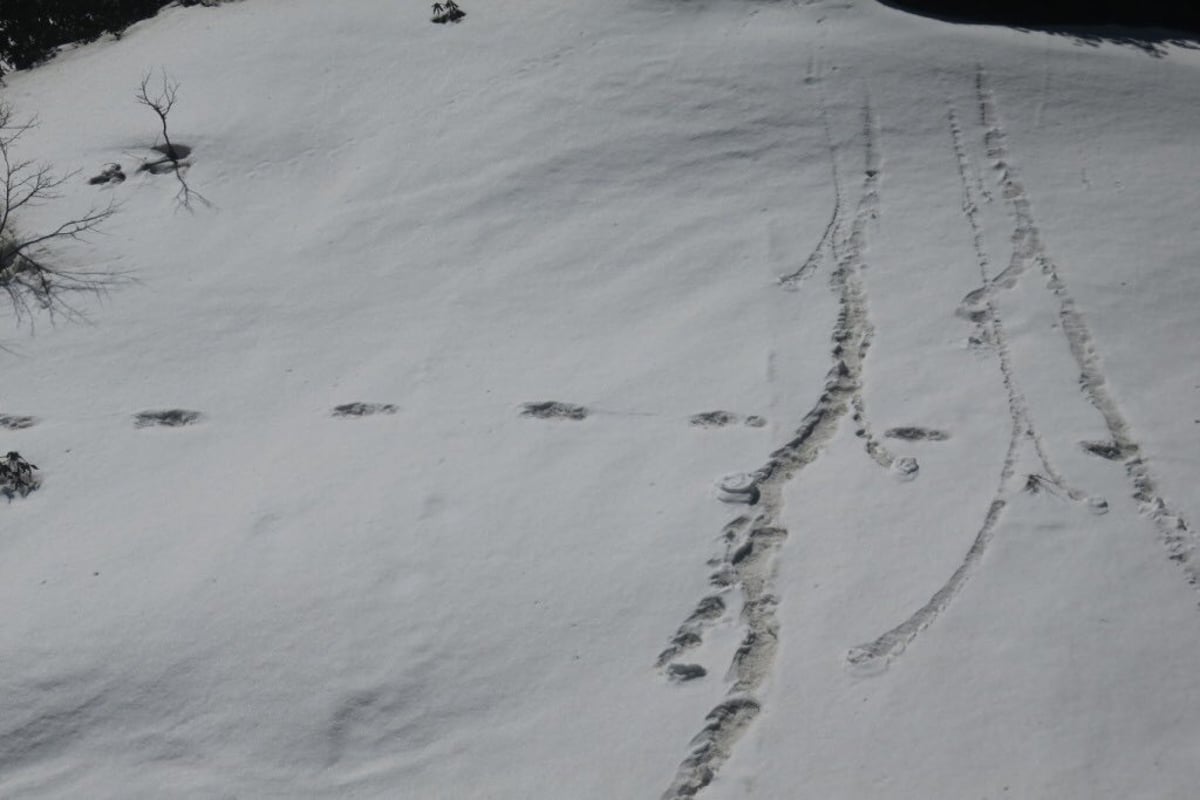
(3, 1, 1200, 797)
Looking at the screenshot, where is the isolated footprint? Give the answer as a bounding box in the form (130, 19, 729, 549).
(521, 401, 588, 420)
(1080, 440, 1124, 461)
(691, 411, 767, 428)
(884, 426, 950, 442)
(690, 410, 737, 428)
(892, 456, 920, 480)
(332, 402, 397, 418)
(0, 415, 38, 430)
(134, 409, 203, 428)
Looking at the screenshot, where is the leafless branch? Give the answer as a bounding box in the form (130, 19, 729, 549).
(135, 70, 209, 212)
(171, 163, 211, 212)
(136, 70, 181, 160)
(0, 101, 124, 328)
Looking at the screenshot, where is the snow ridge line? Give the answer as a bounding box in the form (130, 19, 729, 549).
(972, 67, 1197, 583)
(658, 99, 882, 800)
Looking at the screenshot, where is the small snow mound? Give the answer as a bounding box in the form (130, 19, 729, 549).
(717, 472, 760, 504)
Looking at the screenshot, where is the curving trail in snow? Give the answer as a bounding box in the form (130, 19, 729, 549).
(659, 94, 885, 798)
(847, 65, 1194, 675)
(4, 2, 1200, 798)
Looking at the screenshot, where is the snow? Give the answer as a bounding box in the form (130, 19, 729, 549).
(3, 0, 1200, 797)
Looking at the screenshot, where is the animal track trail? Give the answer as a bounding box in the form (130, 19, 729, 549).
(840, 97, 1099, 676)
(974, 67, 1196, 581)
(851, 394, 906, 475)
(661, 98, 884, 800)
(778, 97, 843, 289)
(949, 102, 1091, 505)
(819, 99, 907, 479)
(844, 117, 1024, 665)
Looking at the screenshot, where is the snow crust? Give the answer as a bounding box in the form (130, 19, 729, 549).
(3, 1, 1200, 797)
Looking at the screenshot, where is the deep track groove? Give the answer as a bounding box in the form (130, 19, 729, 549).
(971, 67, 1196, 582)
(660, 98, 882, 799)
(779, 97, 843, 289)
(846, 103, 1023, 671)
(848, 66, 1189, 674)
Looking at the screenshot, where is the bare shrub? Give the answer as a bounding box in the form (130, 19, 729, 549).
(136, 70, 209, 210)
(0, 102, 120, 325)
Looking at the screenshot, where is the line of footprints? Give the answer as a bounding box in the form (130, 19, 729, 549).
(1, 401, 767, 499)
(4, 401, 956, 503)
(4, 402, 763, 432)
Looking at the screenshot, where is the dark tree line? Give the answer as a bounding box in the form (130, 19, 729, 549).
(878, 0, 1200, 33)
(0, 1, 218, 77)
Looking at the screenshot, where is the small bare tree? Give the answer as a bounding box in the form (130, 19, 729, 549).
(0, 102, 119, 325)
(136, 70, 208, 210)
(136, 70, 182, 161)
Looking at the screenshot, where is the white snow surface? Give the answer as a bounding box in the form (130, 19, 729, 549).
(3, 0, 1200, 797)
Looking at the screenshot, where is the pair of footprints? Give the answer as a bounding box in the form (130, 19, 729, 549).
(519, 402, 769, 428)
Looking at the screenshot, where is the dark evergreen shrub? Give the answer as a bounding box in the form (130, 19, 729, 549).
(1, 1, 224, 77)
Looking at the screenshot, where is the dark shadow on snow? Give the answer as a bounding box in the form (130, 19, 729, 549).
(875, 0, 1200, 58)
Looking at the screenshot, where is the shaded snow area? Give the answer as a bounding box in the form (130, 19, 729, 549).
(3, 0, 1200, 797)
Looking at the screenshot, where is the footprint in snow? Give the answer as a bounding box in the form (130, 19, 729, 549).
(666, 663, 707, 683)
(521, 401, 588, 421)
(690, 410, 738, 428)
(883, 426, 950, 442)
(1080, 440, 1124, 461)
(691, 411, 767, 428)
(0, 415, 38, 430)
(134, 409, 203, 428)
(332, 403, 398, 418)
